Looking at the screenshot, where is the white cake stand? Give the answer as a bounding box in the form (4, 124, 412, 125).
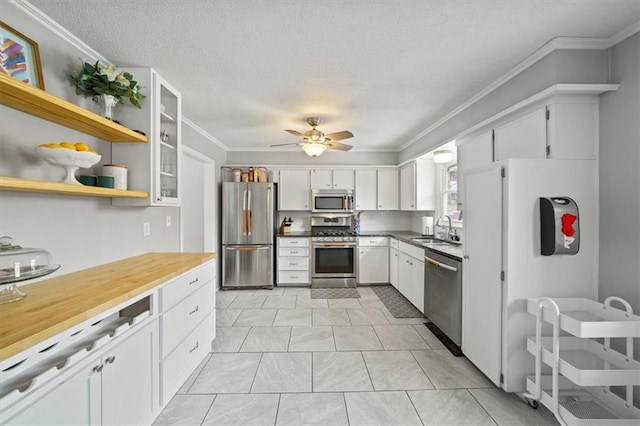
(35, 147, 101, 185)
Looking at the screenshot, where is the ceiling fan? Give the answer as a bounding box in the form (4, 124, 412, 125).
(271, 117, 354, 157)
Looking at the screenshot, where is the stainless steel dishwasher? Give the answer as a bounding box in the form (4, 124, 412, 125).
(424, 249, 463, 351)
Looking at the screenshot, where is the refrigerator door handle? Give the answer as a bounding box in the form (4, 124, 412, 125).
(225, 245, 269, 251)
(242, 189, 248, 235)
(247, 190, 252, 236)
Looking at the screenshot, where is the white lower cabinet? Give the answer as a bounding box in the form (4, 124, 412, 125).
(398, 242, 425, 313)
(389, 239, 399, 289)
(358, 237, 388, 284)
(159, 261, 216, 404)
(277, 237, 311, 285)
(3, 319, 158, 425)
(0, 259, 216, 425)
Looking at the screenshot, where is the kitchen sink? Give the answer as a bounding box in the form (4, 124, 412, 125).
(411, 237, 440, 243)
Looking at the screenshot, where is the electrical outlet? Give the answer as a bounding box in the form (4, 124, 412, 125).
(143, 222, 151, 236)
(166, 215, 172, 227)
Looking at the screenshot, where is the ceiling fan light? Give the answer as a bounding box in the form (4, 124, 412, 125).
(302, 143, 327, 157)
(433, 150, 453, 164)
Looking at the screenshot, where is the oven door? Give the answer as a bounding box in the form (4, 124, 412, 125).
(311, 243, 357, 288)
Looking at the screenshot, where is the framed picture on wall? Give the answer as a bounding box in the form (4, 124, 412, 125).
(0, 21, 44, 89)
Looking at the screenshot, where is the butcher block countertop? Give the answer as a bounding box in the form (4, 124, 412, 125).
(0, 252, 216, 362)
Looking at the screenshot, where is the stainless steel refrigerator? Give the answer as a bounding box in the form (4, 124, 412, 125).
(222, 182, 275, 289)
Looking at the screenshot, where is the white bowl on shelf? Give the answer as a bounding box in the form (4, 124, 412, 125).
(35, 147, 101, 185)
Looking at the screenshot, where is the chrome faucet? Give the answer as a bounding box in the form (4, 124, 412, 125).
(436, 215, 452, 240)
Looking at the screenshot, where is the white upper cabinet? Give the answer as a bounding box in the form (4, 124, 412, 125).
(279, 169, 310, 210)
(400, 157, 435, 211)
(546, 102, 598, 159)
(494, 108, 546, 161)
(400, 163, 416, 211)
(377, 169, 399, 210)
(354, 169, 377, 210)
(310, 169, 354, 190)
(113, 68, 182, 206)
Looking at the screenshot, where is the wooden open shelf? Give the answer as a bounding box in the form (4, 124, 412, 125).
(0, 74, 148, 143)
(0, 176, 148, 198)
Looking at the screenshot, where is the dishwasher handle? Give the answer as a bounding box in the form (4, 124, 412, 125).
(425, 255, 458, 272)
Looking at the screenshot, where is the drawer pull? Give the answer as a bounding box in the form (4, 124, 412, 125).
(189, 277, 199, 285)
(189, 341, 199, 353)
(93, 364, 104, 373)
(105, 356, 116, 364)
(291, 276, 298, 279)
(290, 251, 298, 254)
(189, 306, 199, 315)
(290, 241, 299, 244)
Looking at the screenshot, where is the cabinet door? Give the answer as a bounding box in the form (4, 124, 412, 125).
(279, 169, 310, 210)
(494, 108, 546, 161)
(415, 156, 435, 211)
(377, 169, 399, 210)
(101, 321, 157, 425)
(354, 169, 377, 210)
(547, 103, 597, 159)
(332, 170, 354, 189)
(398, 252, 412, 301)
(4, 362, 100, 425)
(358, 246, 389, 284)
(410, 258, 425, 313)
(310, 169, 332, 189)
(389, 247, 399, 289)
(462, 165, 503, 387)
(400, 163, 416, 210)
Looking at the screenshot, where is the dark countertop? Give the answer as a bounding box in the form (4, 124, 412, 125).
(276, 230, 463, 260)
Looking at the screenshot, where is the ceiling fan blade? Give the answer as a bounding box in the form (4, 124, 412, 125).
(270, 142, 300, 147)
(285, 129, 306, 138)
(327, 141, 353, 151)
(325, 131, 354, 141)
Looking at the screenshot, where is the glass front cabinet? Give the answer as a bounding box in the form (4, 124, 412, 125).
(112, 68, 182, 206)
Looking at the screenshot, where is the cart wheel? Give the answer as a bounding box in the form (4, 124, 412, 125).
(527, 399, 539, 409)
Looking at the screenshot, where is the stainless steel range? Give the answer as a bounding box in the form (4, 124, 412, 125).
(311, 215, 357, 288)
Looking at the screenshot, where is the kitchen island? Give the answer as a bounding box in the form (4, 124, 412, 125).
(0, 252, 216, 425)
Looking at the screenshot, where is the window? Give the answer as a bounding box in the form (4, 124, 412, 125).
(440, 163, 462, 222)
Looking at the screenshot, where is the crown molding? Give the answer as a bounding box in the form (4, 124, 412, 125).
(182, 117, 229, 151)
(11, 0, 109, 64)
(228, 146, 398, 153)
(399, 23, 639, 152)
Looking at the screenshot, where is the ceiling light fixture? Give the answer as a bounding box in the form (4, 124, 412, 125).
(302, 143, 327, 157)
(433, 150, 453, 164)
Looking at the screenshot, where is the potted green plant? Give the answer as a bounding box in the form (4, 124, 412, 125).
(71, 61, 145, 120)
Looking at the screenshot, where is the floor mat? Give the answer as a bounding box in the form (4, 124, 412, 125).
(371, 285, 425, 318)
(311, 288, 361, 299)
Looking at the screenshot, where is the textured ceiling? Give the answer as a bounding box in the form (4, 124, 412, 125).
(27, 0, 640, 152)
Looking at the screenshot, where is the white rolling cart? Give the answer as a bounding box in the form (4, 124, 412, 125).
(524, 297, 640, 426)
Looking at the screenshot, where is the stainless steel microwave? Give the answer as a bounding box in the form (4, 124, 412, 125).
(311, 189, 354, 213)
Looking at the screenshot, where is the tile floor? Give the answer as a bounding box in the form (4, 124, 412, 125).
(154, 287, 559, 425)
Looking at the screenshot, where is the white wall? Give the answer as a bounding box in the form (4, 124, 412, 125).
(599, 32, 640, 311)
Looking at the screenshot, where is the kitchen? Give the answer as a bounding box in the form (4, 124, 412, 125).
(1, 1, 639, 425)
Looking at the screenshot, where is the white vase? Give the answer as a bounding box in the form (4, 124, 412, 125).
(97, 94, 119, 120)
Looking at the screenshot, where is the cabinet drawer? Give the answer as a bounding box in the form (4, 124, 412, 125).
(161, 314, 212, 404)
(399, 241, 424, 260)
(278, 238, 309, 248)
(278, 247, 310, 257)
(160, 261, 215, 311)
(389, 238, 399, 249)
(161, 282, 213, 357)
(358, 236, 388, 247)
(278, 257, 309, 271)
(278, 270, 309, 284)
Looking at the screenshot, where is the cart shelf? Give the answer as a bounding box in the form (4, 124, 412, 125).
(526, 298, 640, 338)
(526, 376, 640, 426)
(526, 336, 640, 386)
